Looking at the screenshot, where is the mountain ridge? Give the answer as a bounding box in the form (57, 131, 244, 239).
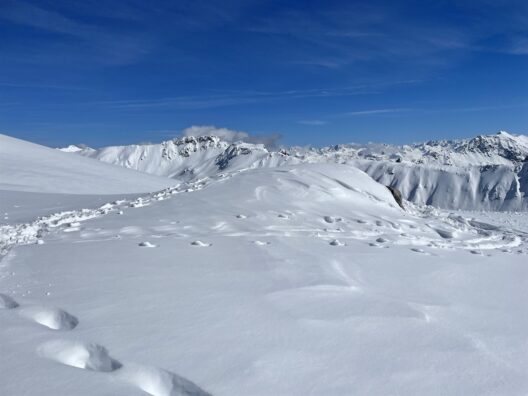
(61, 131, 528, 211)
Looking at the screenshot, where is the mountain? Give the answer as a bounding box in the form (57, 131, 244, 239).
(64, 131, 528, 211)
(65, 135, 297, 180)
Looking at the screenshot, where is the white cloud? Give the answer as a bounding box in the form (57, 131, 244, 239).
(181, 125, 282, 149)
(182, 125, 249, 142)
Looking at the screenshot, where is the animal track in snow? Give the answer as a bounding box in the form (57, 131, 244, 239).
(19, 306, 78, 330)
(38, 340, 121, 372)
(329, 239, 345, 246)
(0, 292, 19, 309)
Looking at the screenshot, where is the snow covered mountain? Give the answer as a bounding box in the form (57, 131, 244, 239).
(65, 131, 528, 211)
(65, 135, 297, 180)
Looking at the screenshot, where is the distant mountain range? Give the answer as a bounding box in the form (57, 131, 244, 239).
(62, 131, 528, 211)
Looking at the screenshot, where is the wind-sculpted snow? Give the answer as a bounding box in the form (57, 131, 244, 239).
(66, 131, 528, 211)
(2, 163, 528, 395)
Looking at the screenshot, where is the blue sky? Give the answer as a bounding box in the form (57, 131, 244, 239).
(0, 0, 527, 148)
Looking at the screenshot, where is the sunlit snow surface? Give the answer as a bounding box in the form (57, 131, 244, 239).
(1, 164, 528, 395)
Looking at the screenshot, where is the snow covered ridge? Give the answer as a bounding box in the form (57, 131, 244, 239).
(64, 131, 528, 211)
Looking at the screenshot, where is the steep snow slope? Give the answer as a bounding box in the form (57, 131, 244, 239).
(67, 131, 528, 210)
(354, 160, 528, 211)
(1, 163, 527, 395)
(0, 134, 171, 195)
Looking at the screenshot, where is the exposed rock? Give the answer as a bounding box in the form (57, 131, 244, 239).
(387, 186, 404, 209)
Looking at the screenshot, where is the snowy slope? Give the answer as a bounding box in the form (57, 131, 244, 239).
(1, 163, 527, 395)
(0, 134, 172, 195)
(66, 131, 528, 210)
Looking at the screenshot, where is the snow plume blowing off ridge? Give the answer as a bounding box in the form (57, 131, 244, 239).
(182, 125, 282, 149)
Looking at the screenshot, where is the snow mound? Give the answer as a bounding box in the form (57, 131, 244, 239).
(0, 134, 172, 194)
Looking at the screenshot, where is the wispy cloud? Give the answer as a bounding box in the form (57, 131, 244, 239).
(241, 1, 528, 73)
(344, 108, 412, 116)
(0, 0, 156, 66)
(93, 80, 421, 111)
(298, 120, 328, 126)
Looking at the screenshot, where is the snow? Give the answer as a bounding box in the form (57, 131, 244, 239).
(64, 131, 528, 211)
(0, 134, 171, 195)
(1, 157, 528, 395)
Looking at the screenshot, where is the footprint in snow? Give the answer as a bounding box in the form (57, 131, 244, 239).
(38, 341, 212, 396)
(19, 306, 78, 330)
(122, 363, 212, 396)
(191, 240, 212, 247)
(0, 293, 19, 309)
(411, 248, 427, 254)
(236, 214, 247, 219)
(329, 239, 345, 246)
(139, 241, 157, 248)
(376, 237, 388, 243)
(324, 216, 343, 224)
(38, 340, 121, 372)
(277, 214, 289, 219)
